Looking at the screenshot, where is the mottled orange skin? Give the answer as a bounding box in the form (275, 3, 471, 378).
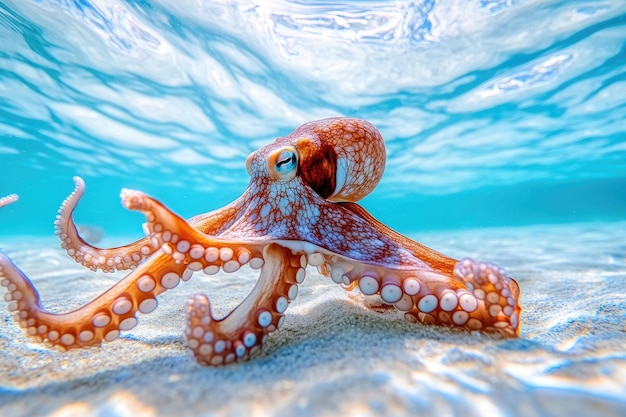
(0, 118, 521, 366)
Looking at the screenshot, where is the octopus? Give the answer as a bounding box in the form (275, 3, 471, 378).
(0, 118, 521, 366)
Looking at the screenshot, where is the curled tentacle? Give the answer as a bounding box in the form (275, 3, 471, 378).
(0, 193, 18, 208)
(185, 244, 304, 365)
(122, 188, 268, 279)
(55, 177, 246, 272)
(54, 177, 153, 272)
(447, 258, 521, 336)
(122, 189, 307, 363)
(0, 251, 192, 349)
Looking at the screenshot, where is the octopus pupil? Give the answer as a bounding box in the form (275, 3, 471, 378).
(276, 154, 296, 171)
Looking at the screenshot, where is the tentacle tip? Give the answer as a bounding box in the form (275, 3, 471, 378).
(120, 189, 148, 210)
(186, 293, 213, 321)
(72, 176, 85, 187)
(0, 193, 19, 208)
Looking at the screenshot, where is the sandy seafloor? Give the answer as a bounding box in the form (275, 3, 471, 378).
(0, 221, 625, 417)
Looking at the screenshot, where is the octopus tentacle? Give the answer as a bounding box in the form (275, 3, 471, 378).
(121, 189, 267, 280)
(54, 177, 153, 272)
(0, 193, 18, 208)
(309, 250, 520, 337)
(121, 190, 306, 363)
(55, 177, 248, 272)
(0, 250, 190, 349)
(185, 203, 247, 236)
(448, 258, 521, 335)
(336, 202, 521, 336)
(185, 243, 303, 365)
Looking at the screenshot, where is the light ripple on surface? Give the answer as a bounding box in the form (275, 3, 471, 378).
(0, 0, 624, 199)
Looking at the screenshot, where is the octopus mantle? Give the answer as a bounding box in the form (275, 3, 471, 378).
(0, 118, 521, 366)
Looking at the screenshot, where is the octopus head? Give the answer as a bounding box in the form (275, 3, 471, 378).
(246, 117, 386, 202)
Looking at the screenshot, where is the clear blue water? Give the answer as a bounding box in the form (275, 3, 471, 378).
(0, 0, 625, 238)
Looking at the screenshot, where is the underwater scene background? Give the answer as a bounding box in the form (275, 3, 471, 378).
(1, 3, 626, 417)
(0, 0, 624, 237)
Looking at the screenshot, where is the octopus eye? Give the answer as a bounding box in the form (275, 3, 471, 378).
(275, 149, 298, 173)
(268, 146, 299, 181)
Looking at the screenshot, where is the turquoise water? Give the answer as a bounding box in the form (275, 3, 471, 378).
(0, 1, 625, 237)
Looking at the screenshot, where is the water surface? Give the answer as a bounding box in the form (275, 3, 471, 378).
(0, 0, 625, 236)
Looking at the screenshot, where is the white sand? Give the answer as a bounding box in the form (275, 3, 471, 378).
(1, 222, 625, 417)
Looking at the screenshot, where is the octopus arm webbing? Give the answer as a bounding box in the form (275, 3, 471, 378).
(339, 201, 458, 274)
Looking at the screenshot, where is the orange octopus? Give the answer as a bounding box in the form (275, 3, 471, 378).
(0, 118, 521, 366)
